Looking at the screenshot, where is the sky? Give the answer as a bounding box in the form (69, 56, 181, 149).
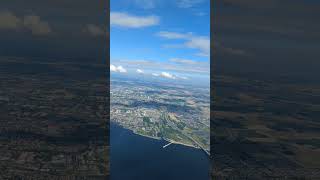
(0, 0, 107, 62)
(110, 0, 210, 84)
(213, 0, 320, 84)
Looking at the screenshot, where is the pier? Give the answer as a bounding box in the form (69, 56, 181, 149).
(162, 142, 173, 148)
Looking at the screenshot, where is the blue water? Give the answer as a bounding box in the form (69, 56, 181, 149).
(110, 123, 210, 180)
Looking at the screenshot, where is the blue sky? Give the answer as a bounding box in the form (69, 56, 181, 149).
(110, 0, 210, 84)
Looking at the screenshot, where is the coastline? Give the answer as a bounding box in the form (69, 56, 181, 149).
(113, 123, 206, 151)
(163, 138, 200, 149)
(133, 131, 162, 140)
(111, 122, 210, 180)
(133, 130, 200, 149)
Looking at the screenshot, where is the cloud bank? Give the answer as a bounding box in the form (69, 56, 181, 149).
(113, 58, 209, 74)
(111, 12, 159, 28)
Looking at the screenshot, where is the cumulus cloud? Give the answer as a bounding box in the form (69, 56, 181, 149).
(157, 31, 210, 57)
(152, 72, 188, 80)
(160, 72, 176, 79)
(111, 60, 192, 80)
(116, 66, 127, 73)
(110, 64, 117, 72)
(111, 12, 159, 28)
(136, 69, 144, 74)
(84, 24, 105, 36)
(0, 11, 51, 35)
(110, 64, 127, 73)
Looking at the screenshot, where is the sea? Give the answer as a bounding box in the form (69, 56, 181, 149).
(110, 123, 210, 180)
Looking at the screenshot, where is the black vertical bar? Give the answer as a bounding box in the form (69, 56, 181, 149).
(106, 0, 111, 178)
(210, 0, 215, 179)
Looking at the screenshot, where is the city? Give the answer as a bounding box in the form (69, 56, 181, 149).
(111, 76, 210, 153)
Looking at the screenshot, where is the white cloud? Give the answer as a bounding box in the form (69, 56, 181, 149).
(136, 69, 144, 74)
(185, 36, 210, 57)
(169, 58, 198, 65)
(113, 58, 209, 74)
(0, 11, 51, 35)
(117, 66, 127, 73)
(151, 72, 189, 80)
(111, 65, 187, 80)
(157, 31, 210, 57)
(111, 12, 159, 28)
(110, 64, 127, 73)
(84, 24, 104, 36)
(177, 0, 204, 8)
(157, 31, 192, 39)
(157, 72, 188, 80)
(160, 72, 176, 79)
(110, 64, 117, 72)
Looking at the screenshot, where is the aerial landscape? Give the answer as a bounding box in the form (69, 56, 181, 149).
(110, 0, 210, 179)
(111, 75, 210, 152)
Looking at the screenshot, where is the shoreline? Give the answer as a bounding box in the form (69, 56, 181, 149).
(113, 123, 207, 151)
(133, 131, 162, 140)
(163, 138, 201, 149)
(133, 131, 200, 149)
